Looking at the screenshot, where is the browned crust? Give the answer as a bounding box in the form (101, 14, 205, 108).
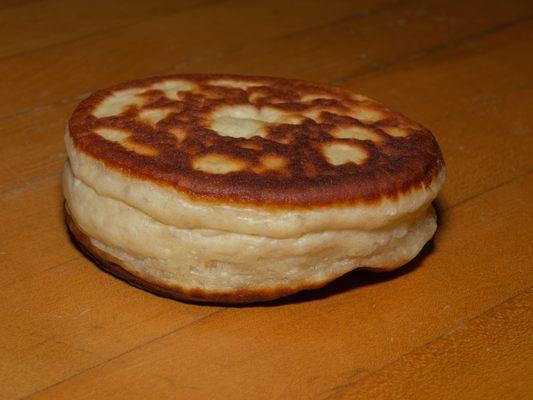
(66, 210, 343, 304)
(68, 73, 444, 207)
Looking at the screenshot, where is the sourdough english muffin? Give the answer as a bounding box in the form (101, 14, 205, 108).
(64, 73, 445, 303)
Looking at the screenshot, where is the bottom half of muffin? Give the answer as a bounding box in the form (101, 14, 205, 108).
(64, 163, 437, 303)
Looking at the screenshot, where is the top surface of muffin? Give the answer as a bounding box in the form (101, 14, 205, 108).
(68, 73, 444, 206)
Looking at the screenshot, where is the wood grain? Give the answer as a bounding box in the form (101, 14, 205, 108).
(1, 1, 532, 399)
(0, 0, 206, 58)
(327, 287, 533, 399)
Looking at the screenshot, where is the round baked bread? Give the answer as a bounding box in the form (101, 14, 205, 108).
(63, 73, 445, 303)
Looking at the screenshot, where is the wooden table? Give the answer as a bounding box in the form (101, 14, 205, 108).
(1, 1, 532, 398)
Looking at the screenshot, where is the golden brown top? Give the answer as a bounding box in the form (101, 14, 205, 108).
(68, 74, 444, 206)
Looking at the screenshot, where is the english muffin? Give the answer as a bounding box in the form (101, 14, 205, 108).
(63, 74, 445, 303)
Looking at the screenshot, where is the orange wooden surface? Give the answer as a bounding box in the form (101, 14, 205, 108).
(1, 1, 532, 399)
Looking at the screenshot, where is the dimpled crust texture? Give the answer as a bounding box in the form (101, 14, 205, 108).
(64, 73, 445, 303)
